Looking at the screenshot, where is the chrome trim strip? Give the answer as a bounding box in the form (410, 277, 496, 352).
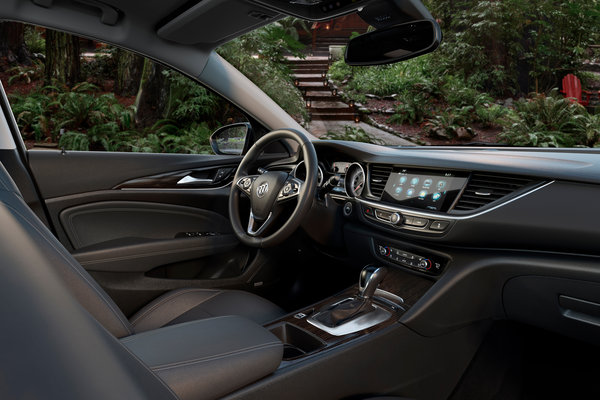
(374, 288, 405, 306)
(307, 301, 392, 337)
(118, 182, 232, 192)
(345, 162, 366, 198)
(357, 180, 554, 221)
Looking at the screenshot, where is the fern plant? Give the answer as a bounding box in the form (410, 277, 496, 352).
(499, 91, 589, 147)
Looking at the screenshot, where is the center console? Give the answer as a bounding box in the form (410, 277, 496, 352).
(265, 265, 433, 364)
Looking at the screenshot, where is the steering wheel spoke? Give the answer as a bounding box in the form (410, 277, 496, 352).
(236, 175, 258, 197)
(277, 177, 303, 203)
(247, 209, 274, 236)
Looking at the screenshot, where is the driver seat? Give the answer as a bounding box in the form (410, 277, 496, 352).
(0, 162, 284, 337)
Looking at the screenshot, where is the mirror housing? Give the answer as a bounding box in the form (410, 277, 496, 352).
(345, 19, 441, 66)
(209, 122, 252, 155)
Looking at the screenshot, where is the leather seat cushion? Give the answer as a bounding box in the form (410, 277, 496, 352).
(130, 288, 285, 333)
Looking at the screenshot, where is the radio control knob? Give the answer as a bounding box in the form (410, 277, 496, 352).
(418, 259, 432, 270)
(390, 212, 402, 225)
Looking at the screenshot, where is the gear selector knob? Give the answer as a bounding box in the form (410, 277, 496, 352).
(358, 265, 387, 299)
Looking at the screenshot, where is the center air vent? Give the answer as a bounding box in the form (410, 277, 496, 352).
(369, 164, 393, 198)
(453, 173, 537, 211)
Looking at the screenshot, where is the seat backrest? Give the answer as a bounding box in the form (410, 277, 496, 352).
(562, 73, 582, 103)
(0, 162, 134, 338)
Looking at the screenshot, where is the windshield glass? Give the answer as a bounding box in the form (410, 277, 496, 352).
(218, 2, 600, 147)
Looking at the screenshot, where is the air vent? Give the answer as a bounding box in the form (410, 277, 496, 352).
(453, 173, 537, 211)
(369, 164, 393, 198)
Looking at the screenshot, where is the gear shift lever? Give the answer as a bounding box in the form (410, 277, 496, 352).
(308, 264, 392, 336)
(358, 265, 387, 299)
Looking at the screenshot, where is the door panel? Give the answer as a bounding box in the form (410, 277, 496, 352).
(26, 149, 268, 314)
(60, 201, 232, 250)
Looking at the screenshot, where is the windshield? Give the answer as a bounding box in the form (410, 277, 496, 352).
(218, 2, 600, 148)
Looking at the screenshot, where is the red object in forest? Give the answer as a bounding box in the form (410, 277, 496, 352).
(561, 73, 593, 106)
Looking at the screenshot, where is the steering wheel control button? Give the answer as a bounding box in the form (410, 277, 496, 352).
(283, 183, 292, 195)
(375, 242, 445, 275)
(430, 220, 450, 231)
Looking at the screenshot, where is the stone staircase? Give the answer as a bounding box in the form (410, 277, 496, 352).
(288, 56, 357, 122)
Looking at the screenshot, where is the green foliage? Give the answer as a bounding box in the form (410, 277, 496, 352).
(163, 70, 219, 126)
(9, 83, 213, 154)
(424, 106, 474, 139)
(24, 25, 45, 53)
(80, 49, 118, 84)
(7, 60, 44, 85)
(424, 0, 600, 94)
(218, 18, 308, 121)
(475, 103, 508, 128)
(322, 125, 383, 144)
(58, 131, 90, 151)
(499, 91, 593, 147)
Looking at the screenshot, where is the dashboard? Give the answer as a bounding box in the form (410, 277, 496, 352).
(285, 140, 600, 260)
(283, 140, 600, 344)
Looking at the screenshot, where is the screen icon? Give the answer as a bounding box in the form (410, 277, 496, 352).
(418, 190, 427, 199)
(406, 188, 415, 197)
(395, 187, 403, 195)
(432, 192, 442, 201)
(399, 176, 407, 184)
(410, 177, 419, 186)
(423, 179, 432, 188)
(437, 180, 447, 190)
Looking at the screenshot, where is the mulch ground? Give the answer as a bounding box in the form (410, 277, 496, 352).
(364, 98, 503, 146)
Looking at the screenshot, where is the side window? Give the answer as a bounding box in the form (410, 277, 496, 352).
(2, 22, 247, 154)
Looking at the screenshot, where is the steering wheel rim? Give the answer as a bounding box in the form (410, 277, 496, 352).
(228, 129, 318, 248)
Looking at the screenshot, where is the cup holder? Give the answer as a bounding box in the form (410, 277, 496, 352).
(269, 322, 326, 360)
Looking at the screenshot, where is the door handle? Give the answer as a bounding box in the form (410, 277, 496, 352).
(177, 175, 214, 185)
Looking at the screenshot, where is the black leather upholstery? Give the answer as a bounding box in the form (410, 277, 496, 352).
(0, 163, 178, 399)
(0, 161, 284, 338)
(122, 316, 283, 400)
(0, 163, 134, 337)
(131, 288, 285, 333)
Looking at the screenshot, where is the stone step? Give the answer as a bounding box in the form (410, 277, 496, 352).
(305, 91, 339, 100)
(291, 68, 329, 75)
(286, 58, 329, 65)
(310, 112, 357, 121)
(298, 81, 332, 91)
(289, 63, 330, 70)
(293, 73, 327, 82)
(308, 101, 352, 113)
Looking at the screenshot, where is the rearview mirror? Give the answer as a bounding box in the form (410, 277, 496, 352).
(209, 122, 252, 155)
(345, 19, 441, 66)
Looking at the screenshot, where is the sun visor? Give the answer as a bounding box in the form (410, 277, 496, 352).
(157, 0, 281, 45)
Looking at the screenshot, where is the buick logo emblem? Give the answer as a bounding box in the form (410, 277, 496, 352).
(256, 182, 269, 198)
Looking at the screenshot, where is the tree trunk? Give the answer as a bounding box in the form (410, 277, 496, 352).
(0, 22, 32, 66)
(44, 30, 80, 87)
(115, 49, 144, 97)
(134, 59, 170, 127)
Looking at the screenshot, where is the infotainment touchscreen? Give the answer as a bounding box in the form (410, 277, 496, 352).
(381, 169, 468, 212)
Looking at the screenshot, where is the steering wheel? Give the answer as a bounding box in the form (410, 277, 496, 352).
(229, 129, 318, 247)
